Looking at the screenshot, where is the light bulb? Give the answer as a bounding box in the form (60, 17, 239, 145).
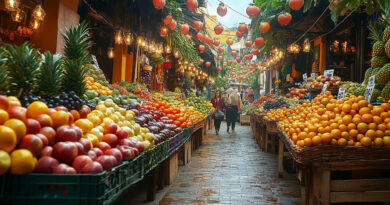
(4, 0, 20, 11)
(107, 47, 115, 58)
(30, 19, 41, 30)
(11, 8, 25, 22)
(125, 33, 132, 45)
(32, 5, 45, 21)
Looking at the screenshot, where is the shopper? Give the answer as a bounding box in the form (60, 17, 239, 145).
(226, 89, 241, 133)
(212, 90, 224, 135)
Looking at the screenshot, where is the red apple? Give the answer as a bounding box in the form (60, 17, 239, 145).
(53, 163, 77, 174)
(115, 129, 129, 139)
(56, 125, 80, 142)
(105, 148, 123, 163)
(72, 155, 93, 173)
(7, 106, 27, 123)
(54, 106, 68, 112)
(102, 134, 118, 147)
(82, 161, 103, 174)
(75, 142, 84, 155)
(52, 142, 78, 164)
(34, 114, 53, 127)
(26, 118, 41, 134)
(119, 138, 132, 146)
(39, 127, 56, 145)
(19, 134, 43, 157)
(96, 155, 117, 171)
(103, 123, 118, 134)
(79, 105, 91, 119)
(117, 145, 135, 161)
(98, 142, 111, 152)
(128, 140, 144, 153)
(36, 133, 49, 147)
(35, 156, 59, 173)
(92, 147, 103, 157)
(79, 138, 92, 153)
(87, 150, 97, 161)
(41, 146, 53, 157)
(70, 110, 80, 121)
(67, 112, 74, 125)
(0, 95, 8, 110)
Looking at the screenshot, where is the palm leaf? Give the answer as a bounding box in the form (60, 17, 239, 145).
(38, 52, 63, 96)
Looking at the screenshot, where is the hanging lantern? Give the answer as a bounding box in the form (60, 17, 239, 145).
(4, 0, 20, 11)
(228, 66, 232, 70)
(160, 25, 169, 37)
(217, 3, 227, 17)
(218, 47, 224, 53)
(30, 18, 41, 30)
(193, 21, 203, 31)
(174, 50, 180, 58)
(137, 36, 143, 45)
(196, 33, 204, 41)
(236, 31, 243, 38)
(198, 58, 204, 64)
(233, 61, 237, 65)
(288, 43, 300, 54)
(246, 3, 260, 18)
(247, 54, 253, 60)
(217, 67, 222, 71)
(227, 60, 232, 64)
(245, 40, 252, 47)
(236, 57, 242, 63)
(115, 29, 123, 44)
(125, 33, 132, 45)
(231, 50, 237, 56)
(186, 0, 198, 11)
(107, 47, 115, 59)
(226, 38, 233, 46)
(198, 45, 205, 52)
(206, 37, 213, 45)
(153, 0, 166, 9)
(259, 22, 270, 34)
(185, 34, 192, 40)
(205, 62, 211, 67)
(218, 55, 223, 60)
(252, 49, 259, 55)
(238, 23, 247, 33)
(169, 19, 177, 30)
(163, 15, 172, 25)
(32, 5, 46, 21)
(165, 45, 171, 54)
(214, 39, 220, 46)
(255, 37, 264, 48)
(278, 13, 292, 26)
(214, 24, 224, 35)
(11, 8, 25, 22)
(223, 62, 227, 66)
(289, 0, 304, 11)
(303, 38, 310, 52)
(180, 23, 189, 34)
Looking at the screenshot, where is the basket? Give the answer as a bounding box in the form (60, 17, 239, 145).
(5, 162, 128, 205)
(168, 132, 184, 156)
(265, 119, 279, 134)
(144, 140, 169, 174)
(124, 154, 144, 187)
(277, 129, 390, 165)
(240, 114, 251, 125)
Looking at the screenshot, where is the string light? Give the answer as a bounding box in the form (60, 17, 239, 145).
(30, 18, 41, 30)
(107, 47, 115, 58)
(303, 38, 310, 52)
(115, 30, 123, 44)
(125, 33, 132, 45)
(4, 0, 20, 11)
(32, 5, 45, 21)
(11, 8, 25, 22)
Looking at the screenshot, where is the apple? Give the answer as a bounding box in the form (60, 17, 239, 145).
(54, 106, 68, 112)
(103, 123, 118, 134)
(7, 106, 27, 123)
(82, 161, 103, 174)
(102, 134, 118, 147)
(117, 145, 134, 160)
(105, 148, 123, 163)
(74, 142, 84, 155)
(35, 156, 59, 173)
(79, 138, 92, 153)
(53, 164, 77, 174)
(41, 146, 53, 157)
(39, 127, 56, 145)
(87, 150, 97, 161)
(92, 147, 103, 157)
(19, 134, 43, 157)
(0, 95, 8, 110)
(79, 105, 91, 119)
(67, 112, 74, 125)
(36, 133, 49, 147)
(70, 110, 80, 121)
(119, 138, 132, 146)
(72, 155, 93, 173)
(56, 125, 80, 142)
(128, 140, 144, 153)
(116, 129, 129, 139)
(34, 114, 53, 127)
(130, 147, 139, 157)
(96, 155, 117, 170)
(52, 142, 78, 164)
(98, 142, 111, 152)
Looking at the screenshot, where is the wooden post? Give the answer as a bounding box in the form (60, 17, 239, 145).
(165, 152, 178, 185)
(146, 167, 158, 201)
(319, 169, 331, 205)
(278, 140, 284, 178)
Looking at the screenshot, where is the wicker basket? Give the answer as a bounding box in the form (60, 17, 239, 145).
(277, 129, 390, 165)
(265, 119, 279, 133)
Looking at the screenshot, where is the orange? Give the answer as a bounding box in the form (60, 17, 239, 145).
(312, 136, 322, 145)
(338, 138, 347, 146)
(374, 138, 384, 146)
(357, 122, 368, 133)
(373, 116, 382, 124)
(383, 136, 390, 146)
(3, 119, 26, 140)
(368, 123, 376, 130)
(322, 133, 332, 145)
(326, 103, 336, 111)
(352, 117, 361, 124)
(360, 136, 372, 146)
(296, 140, 304, 148)
(361, 114, 373, 123)
(358, 100, 368, 109)
(349, 129, 358, 139)
(0, 110, 9, 124)
(321, 98, 329, 105)
(358, 107, 371, 115)
(380, 112, 389, 120)
(371, 106, 384, 116)
(10, 149, 36, 174)
(347, 123, 356, 131)
(376, 130, 384, 138)
(342, 115, 352, 124)
(308, 132, 316, 139)
(51, 111, 69, 128)
(330, 129, 341, 139)
(0, 150, 11, 175)
(365, 129, 376, 139)
(377, 123, 387, 132)
(347, 140, 355, 146)
(0, 126, 17, 152)
(381, 103, 390, 111)
(291, 134, 298, 143)
(303, 138, 312, 147)
(27, 101, 49, 118)
(331, 138, 338, 146)
(351, 103, 359, 111)
(341, 131, 349, 139)
(385, 130, 390, 136)
(356, 134, 364, 141)
(355, 142, 362, 146)
(341, 104, 351, 113)
(318, 127, 325, 134)
(330, 123, 339, 129)
(339, 124, 347, 132)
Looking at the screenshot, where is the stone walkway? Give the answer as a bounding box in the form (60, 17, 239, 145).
(159, 123, 301, 205)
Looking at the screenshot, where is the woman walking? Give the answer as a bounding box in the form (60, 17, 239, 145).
(226, 89, 241, 133)
(212, 90, 224, 135)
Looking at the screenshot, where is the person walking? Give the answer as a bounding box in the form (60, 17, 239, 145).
(226, 89, 241, 133)
(212, 90, 224, 135)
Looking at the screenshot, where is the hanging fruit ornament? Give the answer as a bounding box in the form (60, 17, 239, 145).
(252, 48, 259, 55)
(206, 36, 213, 45)
(217, 67, 222, 71)
(255, 37, 264, 48)
(217, 3, 227, 17)
(169, 19, 177, 30)
(218, 55, 223, 60)
(246, 3, 260, 18)
(233, 61, 238, 65)
(231, 50, 237, 56)
(180, 23, 189, 34)
(236, 31, 243, 38)
(196, 33, 204, 41)
(247, 54, 253, 60)
(278, 13, 292, 26)
(238, 23, 247, 33)
(185, 34, 192, 40)
(205, 62, 211, 67)
(236, 57, 242, 63)
(214, 39, 220, 46)
(198, 58, 204, 64)
(245, 40, 252, 47)
(289, 0, 304, 11)
(226, 38, 233, 46)
(193, 21, 203, 31)
(186, 0, 198, 11)
(214, 24, 224, 35)
(251, 62, 256, 67)
(223, 61, 227, 66)
(198, 44, 205, 53)
(153, 0, 166, 9)
(227, 59, 233, 64)
(218, 46, 224, 53)
(259, 22, 270, 34)
(160, 25, 169, 37)
(163, 15, 172, 25)
(228, 66, 232, 70)
(243, 70, 248, 74)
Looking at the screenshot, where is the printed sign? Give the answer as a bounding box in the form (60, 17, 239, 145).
(321, 83, 328, 95)
(303, 73, 307, 84)
(364, 76, 375, 102)
(337, 87, 346, 100)
(91, 55, 100, 70)
(311, 73, 316, 79)
(324, 69, 334, 79)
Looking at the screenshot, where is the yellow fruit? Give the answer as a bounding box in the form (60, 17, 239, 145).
(75, 119, 94, 133)
(10, 149, 36, 175)
(0, 125, 17, 152)
(4, 119, 26, 140)
(27, 101, 49, 118)
(0, 150, 11, 175)
(0, 110, 9, 124)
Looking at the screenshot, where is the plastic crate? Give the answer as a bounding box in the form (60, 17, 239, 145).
(144, 140, 169, 174)
(182, 126, 193, 144)
(168, 132, 184, 156)
(123, 153, 144, 187)
(6, 162, 128, 205)
(0, 174, 10, 203)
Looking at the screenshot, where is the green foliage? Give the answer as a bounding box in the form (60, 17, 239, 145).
(38, 52, 63, 96)
(215, 76, 229, 90)
(0, 47, 9, 92)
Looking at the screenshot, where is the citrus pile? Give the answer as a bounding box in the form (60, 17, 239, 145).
(277, 91, 390, 147)
(85, 76, 113, 96)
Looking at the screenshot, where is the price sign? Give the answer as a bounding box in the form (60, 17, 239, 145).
(337, 87, 346, 100)
(311, 73, 316, 79)
(321, 83, 328, 95)
(324, 69, 334, 79)
(303, 73, 307, 84)
(91, 55, 100, 70)
(364, 76, 375, 102)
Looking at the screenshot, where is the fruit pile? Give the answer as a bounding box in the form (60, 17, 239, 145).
(277, 92, 390, 147)
(84, 89, 139, 106)
(305, 75, 343, 89)
(286, 88, 306, 99)
(85, 77, 113, 96)
(84, 64, 110, 87)
(153, 90, 183, 106)
(184, 93, 212, 114)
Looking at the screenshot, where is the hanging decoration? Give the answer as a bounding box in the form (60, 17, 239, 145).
(259, 22, 270, 34)
(227, 59, 232, 64)
(193, 21, 203, 31)
(246, 3, 260, 18)
(163, 15, 172, 25)
(160, 25, 169, 37)
(186, 0, 198, 11)
(125, 33, 132, 45)
(30, 18, 41, 30)
(205, 62, 211, 67)
(231, 50, 237, 56)
(238, 23, 247, 33)
(198, 58, 204, 64)
(107, 47, 114, 58)
(115, 30, 123, 44)
(196, 33, 204, 40)
(245, 40, 252, 47)
(218, 47, 224, 53)
(168, 19, 177, 30)
(278, 13, 292, 26)
(236, 31, 243, 38)
(303, 38, 310, 52)
(174, 50, 180, 58)
(185, 34, 192, 40)
(214, 24, 224, 35)
(218, 55, 223, 60)
(11, 8, 25, 22)
(289, 0, 304, 11)
(236, 57, 242, 63)
(252, 48, 259, 55)
(228, 66, 232, 70)
(288, 43, 300, 54)
(206, 36, 213, 45)
(4, 0, 20, 11)
(255, 37, 264, 48)
(217, 66, 222, 71)
(198, 45, 205, 52)
(217, 3, 227, 17)
(214, 39, 220, 46)
(226, 38, 233, 46)
(32, 5, 45, 21)
(180, 23, 189, 34)
(153, 0, 166, 9)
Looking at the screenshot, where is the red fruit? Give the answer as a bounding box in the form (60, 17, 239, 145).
(214, 25, 223, 35)
(19, 134, 43, 157)
(78, 105, 91, 119)
(79, 138, 92, 153)
(226, 38, 233, 46)
(7, 106, 27, 123)
(236, 31, 243, 38)
(168, 19, 177, 30)
(26, 119, 41, 134)
(153, 0, 166, 9)
(218, 47, 224, 53)
(67, 112, 74, 125)
(87, 150, 97, 161)
(163, 15, 172, 25)
(75, 142, 84, 155)
(72, 155, 93, 173)
(52, 142, 78, 164)
(130, 147, 139, 157)
(196, 33, 204, 41)
(117, 145, 135, 161)
(39, 127, 56, 145)
(47, 108, 56, 115)
(53, 164, 77, 174)
(102, 134, 118, 147)
(54, 106, 68, 112)
(56, 125, 80, 142)
(214, 39, 220, 46)
(69, 110, 80, 121)
(278, 13, 292, 26)
(103, 123, 118, 134)
(259, 22, 270, 34)
(245, 40, 252, 47)
(198, 45, 205, 52)
(116, 129, 129, 139)
(246, 3, 260, 18)
(82, 161, 103, 174)
(35, 156, 59, 173)
(255, 37, 264, 48)
(98, 142, 111, 152)
(236, 57, 242, 63)
(289, 0, 304, 10)
(252, 49, 259, 55)
(193, 21, 203, 31)
(105, 148, 123, 163)
(96, 155, 117, 171)
(185, 34, 192, 40)
(36, 133, 48, 147)
(217, 67, 222, 71)
(231, 50, 237, 57)
(34, 114, 53, 127)
(217, 3, 227, 17)
(205, 62, 211, 67)
(186, 0, 198, 11)
(180, 24, 189, 34)
(238, 23, 247, 33)
(0, 95, 9, 110)
(92, 148, 103, 157)
(41, 146, 53, 157)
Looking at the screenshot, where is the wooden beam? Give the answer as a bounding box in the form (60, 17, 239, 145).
(330, 191, 390, 203)
(331, 179, 390, 192)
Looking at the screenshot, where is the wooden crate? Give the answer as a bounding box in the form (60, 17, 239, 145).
(240, 114, 251, 125)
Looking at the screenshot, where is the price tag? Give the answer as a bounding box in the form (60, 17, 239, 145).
(302, 73, 307, 84)
(337, 87, 346, 100)
(91, 55, 100, 70)
(321, 83, 328, 95)
(311, 73, 316, 79)
(324, 69, 334, 79)
(364, 76, 375, 102)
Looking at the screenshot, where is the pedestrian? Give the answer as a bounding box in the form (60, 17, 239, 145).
(226, 88, 241, 133)
(212, 90, 224, 135)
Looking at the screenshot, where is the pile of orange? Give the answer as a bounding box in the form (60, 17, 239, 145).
(277, 91, 390, 147)
(265, 107, 290, 121)
(85, 76, 113, 96)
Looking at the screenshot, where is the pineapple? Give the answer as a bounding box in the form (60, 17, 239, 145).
(368, 22, 385, 56)
(385, 40, 390, 58)
(375, 63, 390, 87)
(354, 86, 365, 96)
(0, 47, 9, 93)
(62, 21, 91, 97)
(5, 42, 41, 96)
(38, 52, 63, 96)
(370, 88, 381, 102)
(371, 56, 389, 68)
(362, 68, 373, 85)
(373, 41, 385, 56)
(383, 26, 390, 43)
(380, 81, 390, 101)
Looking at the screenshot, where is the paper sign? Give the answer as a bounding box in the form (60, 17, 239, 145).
(311, 73, 316, 79)
(364, 76, 375, 102)
(324, 69, 334, 79)
(303, 73, 307, 84)
(337, 87, 346, 100)
(91, 55, 100, 70)
(321, 83, 328, 95)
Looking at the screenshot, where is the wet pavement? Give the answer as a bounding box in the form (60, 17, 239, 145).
(159, 123, 301, 205)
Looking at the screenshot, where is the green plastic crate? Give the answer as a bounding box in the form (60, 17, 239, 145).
(182, 126, 193, 143)
(6, 161, 128, 205)
(0, 174, 10, 203)
(123, 153, 144, 187)
(144, 140, 169, 174)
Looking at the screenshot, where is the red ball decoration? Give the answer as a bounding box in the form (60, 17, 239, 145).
(278, 13, 292, 26)
(193, 21, 203, 31)
(163, 15, 172, 25)
(198, 45, 205, 52)
(217, 67, 222, 71)
(236, 31, 243, 38)
(205, 62, 211, 67)
(153, 0, 166, 9)
(259, 22, 270, 34)
(245, 40, 252, 47)
(255, 37, 265, 48)
(217, 3, 227, 17)
(214, 39, 220, 46)
(238, 23, 247, 33)
(186, 0, 198, 11)
(246, 3, 260, 18)
(214, 24, 224, 35)
(168, 20, 177, 30)
(180, 24, 189, 34)
(160, 25, 169, 37)
(289, 0, 304, 11)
